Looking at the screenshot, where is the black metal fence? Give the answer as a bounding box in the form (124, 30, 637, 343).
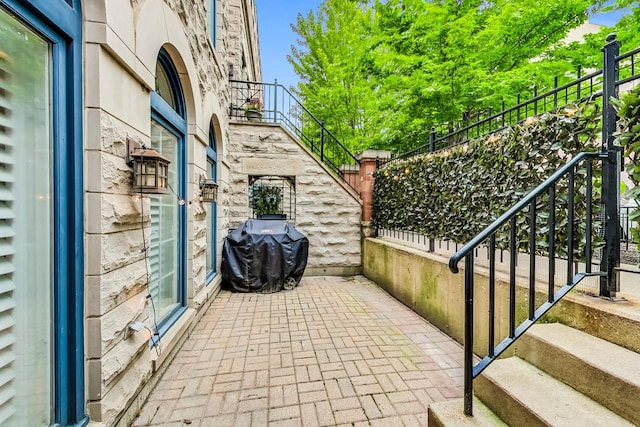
(229, 80, 361, 195)
(620, 205, 638, 250)
(384, 43, 640, 165)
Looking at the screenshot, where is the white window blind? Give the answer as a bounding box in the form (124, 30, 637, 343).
(0, 9, 53, 425)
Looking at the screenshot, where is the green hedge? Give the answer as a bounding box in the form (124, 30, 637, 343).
(373, 103, 602, 254)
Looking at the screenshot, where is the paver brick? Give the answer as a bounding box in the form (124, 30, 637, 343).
(386, 390, 417, 404)
(297, 380, 325, 393)
(299, 389, 328, 404)
(392, 400, 426, 416)
(269, 405, 301, 421)
(333, 408, 367, 424)
(355, 383, 384, 396)
(315, 399, 336, 426)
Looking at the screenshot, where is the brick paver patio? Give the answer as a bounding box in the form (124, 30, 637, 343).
(133, 276, 464, 426)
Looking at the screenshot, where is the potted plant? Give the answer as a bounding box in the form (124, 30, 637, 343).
(251, 183, 285, 219)
(244, 96, 263, 122)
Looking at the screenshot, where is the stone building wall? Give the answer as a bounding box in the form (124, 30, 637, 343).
(227, 122, 363, 275)
(83, 0, 261, 425)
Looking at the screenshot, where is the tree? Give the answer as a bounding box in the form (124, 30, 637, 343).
(288, 0, 375, 151)
(288, 0, 633, 154)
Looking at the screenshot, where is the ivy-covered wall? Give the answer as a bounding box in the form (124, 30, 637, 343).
(616, 85, 640, 245)
(372, 103, 601, 248)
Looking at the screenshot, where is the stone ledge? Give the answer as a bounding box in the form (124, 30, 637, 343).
(150, 308, 195, 371)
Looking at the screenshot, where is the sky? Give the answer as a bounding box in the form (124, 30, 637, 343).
(254, 1, 626, 90)
(255, 0, 322, 90)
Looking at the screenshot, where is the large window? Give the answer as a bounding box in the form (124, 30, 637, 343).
(149, 49, 187, 334)
(0, 0, 84, 424)
(206, 124, 217, 282)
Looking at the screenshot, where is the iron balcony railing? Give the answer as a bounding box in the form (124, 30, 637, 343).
(448, 151, 607, 417)
(229, 79, 360, 195)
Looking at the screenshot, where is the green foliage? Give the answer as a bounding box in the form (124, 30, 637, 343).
(250, 184, 283, 216)
(614, 84, 640, 245)
(372, 103, 602, 257)
(289, 0, 636, 154)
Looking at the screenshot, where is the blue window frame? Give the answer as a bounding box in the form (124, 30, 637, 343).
(206, 124, 217, 283)
(210, 0, 217, 48)
(149, 48, 187, 337)
(0, 0, 85, 425)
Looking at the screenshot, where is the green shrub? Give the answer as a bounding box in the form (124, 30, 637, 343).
(373, 102, 602, 256)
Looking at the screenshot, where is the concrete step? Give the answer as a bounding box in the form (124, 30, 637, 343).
(513, 322, 640, 425)
(428, 398, 507, 427)
(475, 357, 635, 427)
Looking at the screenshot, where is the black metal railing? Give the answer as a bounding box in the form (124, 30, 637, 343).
(448, 151, 606, 417)
(616, 45, 640, 88)
(620, 205, 638, 250)
(387, 70, 604, 164)
(386, 42, 640, 166)
(229, 79, 361, 194)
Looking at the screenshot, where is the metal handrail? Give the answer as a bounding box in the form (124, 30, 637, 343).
(448, 151, 606, 416)
(229, 79, 361, 194)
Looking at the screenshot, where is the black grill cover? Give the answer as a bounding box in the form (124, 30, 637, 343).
(221, 219, 309, 293)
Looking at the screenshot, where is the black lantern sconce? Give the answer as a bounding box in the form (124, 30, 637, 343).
(199, 175, 218, 203)
(126, 138, 171, 194)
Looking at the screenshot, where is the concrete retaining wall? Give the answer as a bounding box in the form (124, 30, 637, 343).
(363, 238, 640, 355)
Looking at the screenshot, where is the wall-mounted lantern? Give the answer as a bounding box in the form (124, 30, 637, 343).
(199, 175, 218, 203)
(126, 138, 171, 194)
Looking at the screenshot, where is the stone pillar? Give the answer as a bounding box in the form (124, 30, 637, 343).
(356, 150, 391, 227)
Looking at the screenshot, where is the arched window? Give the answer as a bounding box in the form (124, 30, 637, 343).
(206, 123, 218, 282)
(149, 48, 187, 334)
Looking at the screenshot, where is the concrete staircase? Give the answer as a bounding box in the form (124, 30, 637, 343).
(428, 322, 640, 426)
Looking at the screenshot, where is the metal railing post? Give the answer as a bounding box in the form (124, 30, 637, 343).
(577, 66, 582, 99)
(600, 33, 621, 298)
(273, 79, 278, 123)
(429, 126, 436, 153)
(320, 120, 325, 162)
(463, 254, 474, 417)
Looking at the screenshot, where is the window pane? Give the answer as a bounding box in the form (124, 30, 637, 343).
(149, 120, 179, 324)
(205, 211, 212, 275)
(0, 7, 52, 425)
(155, 62, 177, 111)
(206, 161, 214, 275)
